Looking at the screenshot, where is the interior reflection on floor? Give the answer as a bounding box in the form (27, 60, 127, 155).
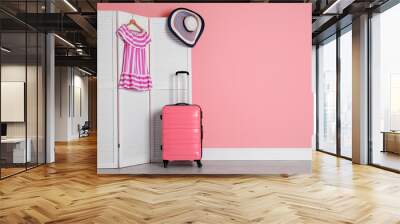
(373, 151, 400, 171)
(0, 162, 38, 178)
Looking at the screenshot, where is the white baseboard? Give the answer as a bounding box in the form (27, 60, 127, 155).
(97, 163, 118, 169)
(202, 148, 312, 161)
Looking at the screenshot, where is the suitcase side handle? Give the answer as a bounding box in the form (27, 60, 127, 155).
(201, 125, 203, 140)
(175, 71, 189, 76)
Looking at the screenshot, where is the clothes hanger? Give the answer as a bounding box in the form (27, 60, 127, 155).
(127, 19, 144, 33)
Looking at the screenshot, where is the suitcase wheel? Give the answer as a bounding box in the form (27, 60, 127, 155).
(163, 160, 169, 168)
(195, 160, 202, 168)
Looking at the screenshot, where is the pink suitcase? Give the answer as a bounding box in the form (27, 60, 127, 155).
(161, 103, 203, 168)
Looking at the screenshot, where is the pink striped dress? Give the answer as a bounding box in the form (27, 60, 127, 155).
(117, 24, 152, 91)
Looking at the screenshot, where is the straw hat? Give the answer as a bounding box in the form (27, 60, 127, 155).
(168, 8, 205, 47)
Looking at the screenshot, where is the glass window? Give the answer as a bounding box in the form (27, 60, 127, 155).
(1, 31, 28, 178)
(318, 36, 337, 154)
(371, 3, 400, 171)
(339, 28, 352, 158)
(0, 1, 46, 179)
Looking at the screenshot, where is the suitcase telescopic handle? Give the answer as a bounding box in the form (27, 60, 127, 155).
(174, 71, 191, 104)
(175, 71, 190, 76)
(174, 103, 190, 106)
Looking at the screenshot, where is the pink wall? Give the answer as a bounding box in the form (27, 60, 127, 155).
(98, 3, 313, 148)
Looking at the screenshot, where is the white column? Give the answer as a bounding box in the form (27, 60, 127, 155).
(312, 45, 317, 151)
(352, 14, 369, 164)
(45, 0, 56, 163)
(46, 33, 55, 163)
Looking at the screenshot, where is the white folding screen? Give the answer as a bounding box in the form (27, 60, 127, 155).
(149, 18, 192, 90)
(97, 11, 191, 168)
(149, 18, 192, 162)
(117, 12, 151, 167)
(97, 11, 119, 168)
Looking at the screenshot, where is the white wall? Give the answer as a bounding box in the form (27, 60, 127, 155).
(1, 65, 28, 140)
(1, 65, 40, 138)
(72, 73, 89, 138)
(55, 67, 69, 141)
(1, 65, 26, 132)
(55, 67, 89, 141)
(1, 64, 46, 164)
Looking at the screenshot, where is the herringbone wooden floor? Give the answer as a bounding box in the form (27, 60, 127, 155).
(1, 135, 400, 224)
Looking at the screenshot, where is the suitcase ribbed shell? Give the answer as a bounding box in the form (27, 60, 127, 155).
(162, 105, 202, 161)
